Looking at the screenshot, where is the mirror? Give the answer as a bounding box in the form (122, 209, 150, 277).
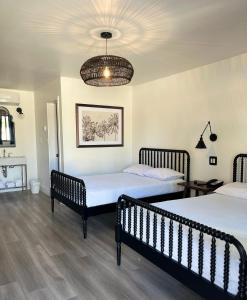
(0, 106, 15, 147)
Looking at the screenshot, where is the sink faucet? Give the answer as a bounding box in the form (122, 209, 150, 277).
(3, 149, 6, 158)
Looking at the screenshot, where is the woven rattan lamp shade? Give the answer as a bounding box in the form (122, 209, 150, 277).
(80, 54, 134, 87)
(80, 31, 134, 87)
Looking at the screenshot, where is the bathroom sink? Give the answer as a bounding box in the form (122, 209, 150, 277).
(0, 156, 26, 166)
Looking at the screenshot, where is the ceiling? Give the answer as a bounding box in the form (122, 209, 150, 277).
(0, 0, 247, 90)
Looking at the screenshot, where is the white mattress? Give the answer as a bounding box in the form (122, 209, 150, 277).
(122, 193, 247, 295)
(79, 173, 184, 207)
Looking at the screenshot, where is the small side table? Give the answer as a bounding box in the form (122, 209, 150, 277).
(177, 181, 222, 198)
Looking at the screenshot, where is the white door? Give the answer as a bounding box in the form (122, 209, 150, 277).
(47, 102, 59, 172)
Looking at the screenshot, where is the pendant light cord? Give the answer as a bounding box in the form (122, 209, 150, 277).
(105, 38, 108, 55)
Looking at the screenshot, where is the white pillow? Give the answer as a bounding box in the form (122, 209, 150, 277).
(144, 168, 184, 181)
(123, 164, 153, 176)
(215, 182, 247, 200)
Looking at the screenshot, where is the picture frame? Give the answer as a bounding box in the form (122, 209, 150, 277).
(76, 104, 124, 148)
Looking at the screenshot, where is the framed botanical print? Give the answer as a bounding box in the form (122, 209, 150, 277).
(76, 104, 124, 147)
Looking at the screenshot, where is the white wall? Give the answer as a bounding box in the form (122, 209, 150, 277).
(0, 89, 37, 190)
(60, 77, 132, 176)
(32, 52, 247, 190)
(132, 53, 247, 183)
(34, 79, 61, 194)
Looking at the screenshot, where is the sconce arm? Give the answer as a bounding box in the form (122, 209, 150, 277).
(201, 121, 211, 137)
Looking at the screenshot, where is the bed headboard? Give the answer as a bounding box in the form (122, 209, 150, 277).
(233, 153, 247, 183)
(139, 148, 190, 182)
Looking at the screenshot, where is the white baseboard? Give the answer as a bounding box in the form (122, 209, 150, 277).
(40, 185, 50, 196)
(0, 187, 30, 193)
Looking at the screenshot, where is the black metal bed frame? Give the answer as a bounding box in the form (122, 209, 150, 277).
(116, 153, 247, 300)
(50, 148, 190, 239)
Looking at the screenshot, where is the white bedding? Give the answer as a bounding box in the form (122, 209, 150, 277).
(122, 193, 247, 295)
(79, 173, 184, 207)
(155, 193, 247, 243)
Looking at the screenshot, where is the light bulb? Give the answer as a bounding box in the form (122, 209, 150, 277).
(103, 66, 111, 78)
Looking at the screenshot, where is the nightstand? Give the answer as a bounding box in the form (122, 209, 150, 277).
(177, 181, 223, 198)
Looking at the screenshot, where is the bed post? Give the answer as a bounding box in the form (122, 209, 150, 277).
(51, 196, 55, 213)
(50, 170, 55, 213)
(116, 198, 122, 266)
(80, 180, 87, 239)
(82, 218, 87, 239)
(82, 207, 88, 239)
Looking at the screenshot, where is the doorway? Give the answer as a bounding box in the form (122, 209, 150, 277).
(47, 102, 59, 172)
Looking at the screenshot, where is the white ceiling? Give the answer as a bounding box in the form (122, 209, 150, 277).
(0, 0, 247, 90)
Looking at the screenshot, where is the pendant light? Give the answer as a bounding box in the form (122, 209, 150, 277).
(80, 32, 134, 87)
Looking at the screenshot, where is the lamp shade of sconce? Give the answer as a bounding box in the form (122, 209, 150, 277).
(195, 121, 217, 149)
(195, 136, 207, 149)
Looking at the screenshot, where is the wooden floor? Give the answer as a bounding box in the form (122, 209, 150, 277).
(0, 191, 203, 300)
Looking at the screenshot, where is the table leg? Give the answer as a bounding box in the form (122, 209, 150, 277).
(183, 187, 191, 198)
(183, 187, 187, 198)
(21, 165, 24, 191)
(25, 165, 27, 191)
(21, 164, 27, 191)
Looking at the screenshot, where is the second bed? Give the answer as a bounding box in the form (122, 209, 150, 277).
(116, 153, 247, 300)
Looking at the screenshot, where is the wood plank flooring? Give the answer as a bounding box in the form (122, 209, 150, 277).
(0, 191, 203, 300)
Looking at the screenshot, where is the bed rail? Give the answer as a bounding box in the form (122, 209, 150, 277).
(116, 194, 247, 299)
(50, 170, 87, 237)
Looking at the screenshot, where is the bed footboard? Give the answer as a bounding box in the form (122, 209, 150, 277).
(50, 170, 87, 238)
(116, 195, 247, 300)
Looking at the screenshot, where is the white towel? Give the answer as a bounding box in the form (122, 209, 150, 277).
(5, 181, 15, 188)
(15, 179, 23, 187)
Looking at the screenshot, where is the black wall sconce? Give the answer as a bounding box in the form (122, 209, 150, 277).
(195, 121, 217, 149)
(16, 107, 23, 115)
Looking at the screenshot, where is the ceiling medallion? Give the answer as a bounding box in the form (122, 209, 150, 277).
(80, 32, 134, 87)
